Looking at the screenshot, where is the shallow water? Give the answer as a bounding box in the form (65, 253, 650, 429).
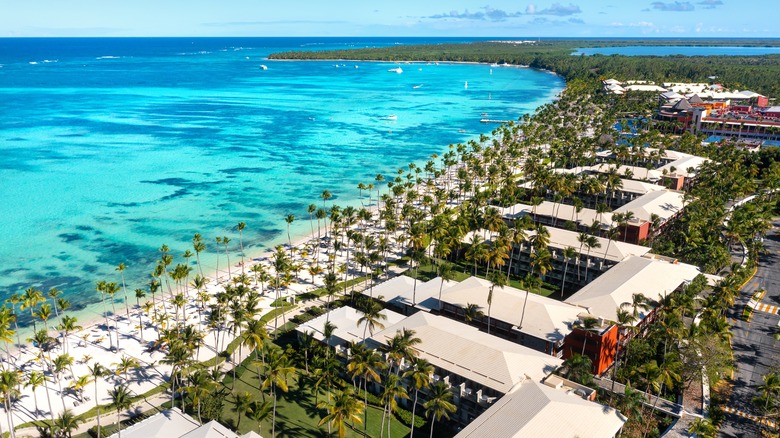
(0, 37, 564, 325)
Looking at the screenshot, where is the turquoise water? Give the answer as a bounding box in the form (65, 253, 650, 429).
(0, 38, 564, 324)
(573, 46, 780, 56)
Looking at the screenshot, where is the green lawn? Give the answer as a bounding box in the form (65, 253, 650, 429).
(222, 361, 411, 438)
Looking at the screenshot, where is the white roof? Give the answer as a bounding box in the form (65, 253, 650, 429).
(500, 201, 614, 230)
(180, 421, 263, 438)
(456, 379, 625, 438)
(440, 276, 582, 342)
(603, 79, 622, 85)
(618, 178, 667, 196)
(366, 275, 459, 311)
(565, 255, 702, 324)
(613, 189, 685, 223)
(764, 106, 780, 113)
(369, 312, 562, 392)
(624, 84, 667, 92)
(540, 227, 651, 262)
(657, 155, 708, 177)
(109, 408, 200, 438)
(589, 163, 663, 181)
(297, 306, 406, 346)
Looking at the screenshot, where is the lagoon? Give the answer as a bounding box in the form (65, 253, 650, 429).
(0, 37, 564, 324)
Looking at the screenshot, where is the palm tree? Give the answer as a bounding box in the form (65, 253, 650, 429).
(47, 287, 63, 327)
(560, 246, 577, 298)
(688, 418, 717, 438)
(21, 287, 44, 333)
(0, 369, 20, 438)
(357, 301, 387, 342)
(109, 384, 133, 438)
(486, 271, 507, 335)
(54, 408, 82, 438)
(347, 345, 384, 436)
(463, 303, 484, 327)
(285, 214, 295, 257)
(561, 354, 593, 386)
(116, 263, 130, 318)
(237, 222, 246, 272)
(193, 234, 206, 278)
(424, 381, 457, 438)
(436, 262, 455, 312)
(318, 389, 364, 438)
(380, 373, 408, 438)
(263, 347, 295, 438)
(231, 391, 253, 431)
(582, 235, 601, 282)
(403, 357, 434, 438)
(186, 370, 215, 424)
(114, 355, 140, 383)
(25, 370, 44, 414)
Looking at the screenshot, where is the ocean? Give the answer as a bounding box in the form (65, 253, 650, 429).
(0, 37, 564, 326)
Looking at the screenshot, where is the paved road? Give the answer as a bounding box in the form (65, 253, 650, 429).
(720, 221, 780, 438)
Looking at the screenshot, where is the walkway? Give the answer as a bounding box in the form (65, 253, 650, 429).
(593, 376, 684, 418)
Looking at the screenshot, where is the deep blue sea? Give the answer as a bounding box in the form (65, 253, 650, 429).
(0, 37, 564, 324)
(573, 46, 780, 56)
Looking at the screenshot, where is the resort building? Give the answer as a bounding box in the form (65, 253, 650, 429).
(296, 305, 406, 347)
(367, 312, 563, 425)
(365, 275, 458, 315)
(564, 254, 707, 373)
(437, 276, 583, 356)
(521, 177, 667, 210)
(108, 408, 264, 438)
(455, 378, 626, 438)
(506, 226, 651, 289)
(611, 189, 686, 242)
(502, 188, 684, 245)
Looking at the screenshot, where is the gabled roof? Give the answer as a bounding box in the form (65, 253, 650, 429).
(500, 200, 614, 230)
(613, 189, 685, 223)
(368, 312, 562, 393)
(439, 276, 583, 342)
(657, 155, 708, 177)
(297, 306, 406, 346)
(366, 275, 458, 311)
(564, 255, 702, 324)
(455, 380, 626, 438)
(534, 227, 651, 262)
(109, 408, 200, 438)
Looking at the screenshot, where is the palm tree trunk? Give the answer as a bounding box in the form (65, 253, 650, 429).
(410, 389, 419, 437)
(95, 383, 101, 438)
(429, 413, 436, 438)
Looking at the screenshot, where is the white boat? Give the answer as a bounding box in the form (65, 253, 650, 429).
(388, 67, 403, 73)
(464, 81, 468, 89)
(413, 84, 423, 89)
(259, 65, 268, 70)
(355, 65, 359, 69)
(387, 114, 398, 120)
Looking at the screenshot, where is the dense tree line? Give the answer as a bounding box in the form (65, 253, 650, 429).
(269, 41, 780, 97)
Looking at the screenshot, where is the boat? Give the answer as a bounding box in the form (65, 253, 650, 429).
(464, 81, 468, 89)
(387, 115, 398, 120)
(412, 84, 423, 89)
(259, 65, 268, 70)
(388, 67, 403, 73)
(354, 65, 359, 69)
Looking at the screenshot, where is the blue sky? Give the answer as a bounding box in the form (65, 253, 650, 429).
(1, 0, 776, 38)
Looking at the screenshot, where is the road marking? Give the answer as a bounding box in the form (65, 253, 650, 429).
(753, 302, 779, 314)
(724, 407, 777, 427)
